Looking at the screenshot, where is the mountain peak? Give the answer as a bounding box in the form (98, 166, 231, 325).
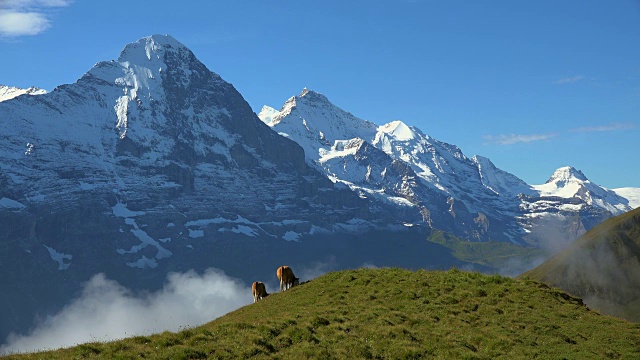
(258, 105, 280, 126)
(378, 120, 416, 141)
(298, 88, 330, 104)
(547, 166, 588, 183)
(0, 85, 46, 102)
(266, 89, 346, 127)
(118, 34, 188, 64)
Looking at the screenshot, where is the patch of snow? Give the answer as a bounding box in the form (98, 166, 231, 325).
(167, 223, 175, 228)
(185, 217, 228, 227)
(613, 187, 640, 209)
(319, 138, 363, 163)
(127, 256, 158, 269)
(0, 85, 46, 102)
(24, 143, 34, 156)
(112, 203, 145, 218)
(378, 120, 416, 141)
(533, 181, 583, 198)
(218, 225, 258, 237)
(257, 105, 281, 126)
(117, 217, 172, 261)
(44, 245, 72, 270)
(282, 231, 301, 241)
(231, 225, 257, 237)
(386, 196, 415, 207)
(188, 229, 204, 238)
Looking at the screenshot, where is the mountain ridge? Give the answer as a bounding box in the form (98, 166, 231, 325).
(0, 85, 46, 102)
(260, 88, 639, 246)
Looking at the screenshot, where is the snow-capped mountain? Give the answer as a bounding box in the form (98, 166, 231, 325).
(0, 85, 46, 102)
(612, 188, 640, 209)
(2, 35, 448, 342)
(260, 89, 639, 245)
(532, 166, 630, 214)
(518, 166, 635, 246)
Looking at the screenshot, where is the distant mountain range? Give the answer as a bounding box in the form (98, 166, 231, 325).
(259, 89, 639, 246)
(1, 35, 638, 341)
(522, 207, 640, 321)
(0, 85, 46, 102)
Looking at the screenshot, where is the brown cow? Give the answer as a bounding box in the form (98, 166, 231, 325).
(276, 266, 299, 292)
(251, 281, 268, 303)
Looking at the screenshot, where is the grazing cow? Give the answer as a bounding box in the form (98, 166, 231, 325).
(276, 266, 299, 292)
(252, 281, 268, 303)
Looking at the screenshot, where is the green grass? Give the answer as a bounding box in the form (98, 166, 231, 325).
(4, 268, 640, 359)
(428, 230, 544, 270)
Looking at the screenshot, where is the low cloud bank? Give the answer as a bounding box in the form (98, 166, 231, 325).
(1, 269, 250, 355)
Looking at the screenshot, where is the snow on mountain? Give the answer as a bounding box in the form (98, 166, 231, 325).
(261, 89, 640, 245)
(472, 155, 536, 198)
(261, 89, 532, 242)
(377, 120, 417, 141)
(0, 85, 46, 102)
(0, 35, 385, 250)
(257, 105, 280, 126)
(612, 188, 640, 209)
(533, 166, 632, 214)
(259, 88, 379, 164)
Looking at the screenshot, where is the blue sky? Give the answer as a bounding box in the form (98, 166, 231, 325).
(1, 0, 639, 188)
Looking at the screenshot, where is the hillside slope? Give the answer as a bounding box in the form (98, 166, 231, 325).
(5, 268, 639, 359)
(522, 207, 640, 321)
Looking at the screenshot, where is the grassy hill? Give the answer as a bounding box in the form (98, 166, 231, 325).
(522, 207, 640, 322)
(4, 268, 639, 359)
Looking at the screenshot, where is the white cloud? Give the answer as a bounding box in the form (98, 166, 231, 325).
(483, 133, 558, 145)
(554, 75, 586, 85)
(0, 10, 49, 36)
(570, 122, 636, 132)
(0, 0, 71, 37)
(0, 269, 251, 355)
